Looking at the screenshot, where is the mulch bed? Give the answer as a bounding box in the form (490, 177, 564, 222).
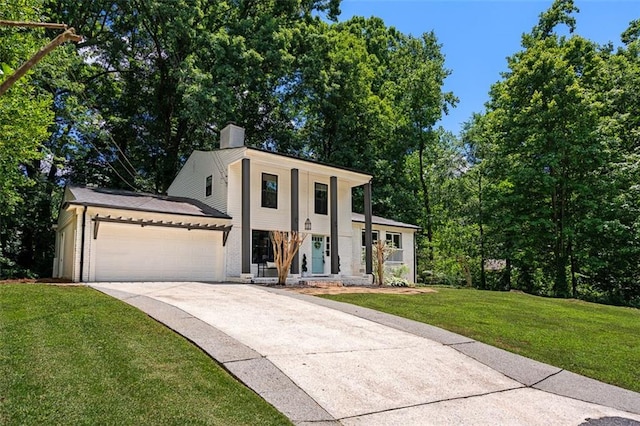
(0, 278, 77, 285)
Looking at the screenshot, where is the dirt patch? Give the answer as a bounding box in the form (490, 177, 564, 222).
(287, 286, 437, 295)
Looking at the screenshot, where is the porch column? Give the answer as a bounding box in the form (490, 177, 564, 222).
(330, 176, 339, 274)
(364, 180, 373, 275)
(242, 158, 251, 274)
(291, 168, 299, 274)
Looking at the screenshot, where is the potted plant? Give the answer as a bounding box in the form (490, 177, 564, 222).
(301, 253, 308, 277)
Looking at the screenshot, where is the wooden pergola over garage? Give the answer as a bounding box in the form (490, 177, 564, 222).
(53, 186, 232, 282)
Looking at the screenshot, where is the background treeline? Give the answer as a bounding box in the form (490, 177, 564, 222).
(1, 0, 638, 307)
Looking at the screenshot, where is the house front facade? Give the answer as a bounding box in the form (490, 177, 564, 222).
(53, 124, 418, 283)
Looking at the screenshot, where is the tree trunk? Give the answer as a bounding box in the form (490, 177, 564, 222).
(418, 134, 434, 263)
(503, 258, 511, 291)
(270, 231, 307, 285)
(478, 172, 486, 289)
(569, 239, 578, 298)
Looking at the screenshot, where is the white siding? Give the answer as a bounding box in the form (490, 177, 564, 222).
(351, 222, 417, 282)
(225, 161, 243, 277)
(166, 151, 210, 201)
(167, 148, 245, 214)
(168, 146, 374, 279)
(57, 213, 77, 280)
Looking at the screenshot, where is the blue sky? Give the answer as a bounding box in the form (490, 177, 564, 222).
(338, 0, 640, 136)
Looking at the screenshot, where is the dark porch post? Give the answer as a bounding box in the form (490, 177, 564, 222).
(330, 176, 339, 274)
(241, 158, 251, 274)
(291, 168, 299, 274)
(364, 180, 373, 275)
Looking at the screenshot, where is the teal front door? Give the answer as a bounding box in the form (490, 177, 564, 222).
(311, 235, 324, 274)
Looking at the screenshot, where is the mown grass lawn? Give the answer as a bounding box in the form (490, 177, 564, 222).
(0, 284, 291, 425)
(321, 287, 640, 393)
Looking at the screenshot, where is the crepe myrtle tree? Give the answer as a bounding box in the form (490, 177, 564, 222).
(372, 239, 398, 286)
(270, 230, 307, 285)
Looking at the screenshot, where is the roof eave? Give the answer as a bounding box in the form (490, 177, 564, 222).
(64, 201, 232, 220)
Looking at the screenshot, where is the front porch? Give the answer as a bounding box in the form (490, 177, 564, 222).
(228, 274, 373, 287)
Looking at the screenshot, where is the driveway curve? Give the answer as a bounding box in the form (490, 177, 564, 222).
(91, 282, 640, 426)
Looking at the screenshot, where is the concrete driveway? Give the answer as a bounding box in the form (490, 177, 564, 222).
(91, 282, 640, 425)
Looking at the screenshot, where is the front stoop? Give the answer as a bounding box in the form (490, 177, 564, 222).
(228, 274, 374, 287)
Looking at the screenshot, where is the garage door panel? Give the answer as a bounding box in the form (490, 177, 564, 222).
(94, 223, 223, 281)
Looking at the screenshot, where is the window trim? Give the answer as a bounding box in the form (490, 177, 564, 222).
(205, 174, 213, 197)
(261, 173, 278, 209)
(385, 232, 402, 249)
(314, 182, 328, 215)
(252, 230, 273, 264)
(385, 232, 403, 262)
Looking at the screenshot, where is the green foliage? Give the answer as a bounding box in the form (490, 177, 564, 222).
(323, 288, 640, 392)
(385, 264, 410, 287)
(0, 284, 291, 425)
(0, 0, 54, 213)
(461, 2, 640, 303)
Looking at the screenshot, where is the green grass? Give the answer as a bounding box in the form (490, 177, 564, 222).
(321, 287, 640, 393)
(0, 284, 291, 425)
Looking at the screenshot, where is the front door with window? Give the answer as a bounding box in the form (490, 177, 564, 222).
(311, 235, 324, 274)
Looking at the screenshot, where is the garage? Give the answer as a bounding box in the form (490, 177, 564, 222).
(53, 186, 232, 282)
(92, 221, 225, 282)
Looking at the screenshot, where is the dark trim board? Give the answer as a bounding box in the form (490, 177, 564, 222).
(92, 215, 232, 246)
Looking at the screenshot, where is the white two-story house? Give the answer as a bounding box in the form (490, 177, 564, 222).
(53, 124, 419, 283)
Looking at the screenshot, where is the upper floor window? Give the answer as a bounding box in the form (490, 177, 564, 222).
(315, 182, 328, 215)
(205, 175, 213, 197)
(261, 173, 278, 208)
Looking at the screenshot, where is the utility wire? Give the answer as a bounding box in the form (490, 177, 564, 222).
(85, 139, 138, 191)
(70, 73, 141, 183)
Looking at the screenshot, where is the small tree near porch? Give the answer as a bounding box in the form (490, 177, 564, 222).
(373, 239, 397, 286)
(270, 231, 307, 285)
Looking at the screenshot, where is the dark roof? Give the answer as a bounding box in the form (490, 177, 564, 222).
(351, 212, 420, 230)
(65, 186, 231, 219)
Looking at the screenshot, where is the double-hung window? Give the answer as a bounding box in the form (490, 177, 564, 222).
(314, 183, 328, 215)
(386, 232, 403, 261)
(205, 175, 213, 197)
(261, 173, 278, 208)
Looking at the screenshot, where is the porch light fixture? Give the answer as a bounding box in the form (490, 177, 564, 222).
(304, 217, 312, 230)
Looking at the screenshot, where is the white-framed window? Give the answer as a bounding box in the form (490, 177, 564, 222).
(205, 175, 213, 197)
(360, 230, 379, 264)
(386, 232, 403, 262)
(325, 236, 331, 257)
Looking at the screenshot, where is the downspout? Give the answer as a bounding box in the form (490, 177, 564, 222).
(79, 206, 87, 282)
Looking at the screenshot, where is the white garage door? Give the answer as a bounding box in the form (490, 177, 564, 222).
(93, 222, 224, 281)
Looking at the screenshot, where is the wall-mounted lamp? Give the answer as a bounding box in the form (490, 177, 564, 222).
(304, 217, 312, 231)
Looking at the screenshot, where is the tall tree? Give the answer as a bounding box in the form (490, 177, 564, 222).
(483, 0, 609, 297)
(48, 0, 341, 192)
(391, 32, 457, 263)
(0, 0, 61, 277)
(0, 1, 54, 213)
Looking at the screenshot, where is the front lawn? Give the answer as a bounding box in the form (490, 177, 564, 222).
(321, 287, 640, 393)
(0, 284, 291, 425)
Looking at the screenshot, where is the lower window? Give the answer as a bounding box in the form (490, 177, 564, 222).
(252, 230, 273, 263)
